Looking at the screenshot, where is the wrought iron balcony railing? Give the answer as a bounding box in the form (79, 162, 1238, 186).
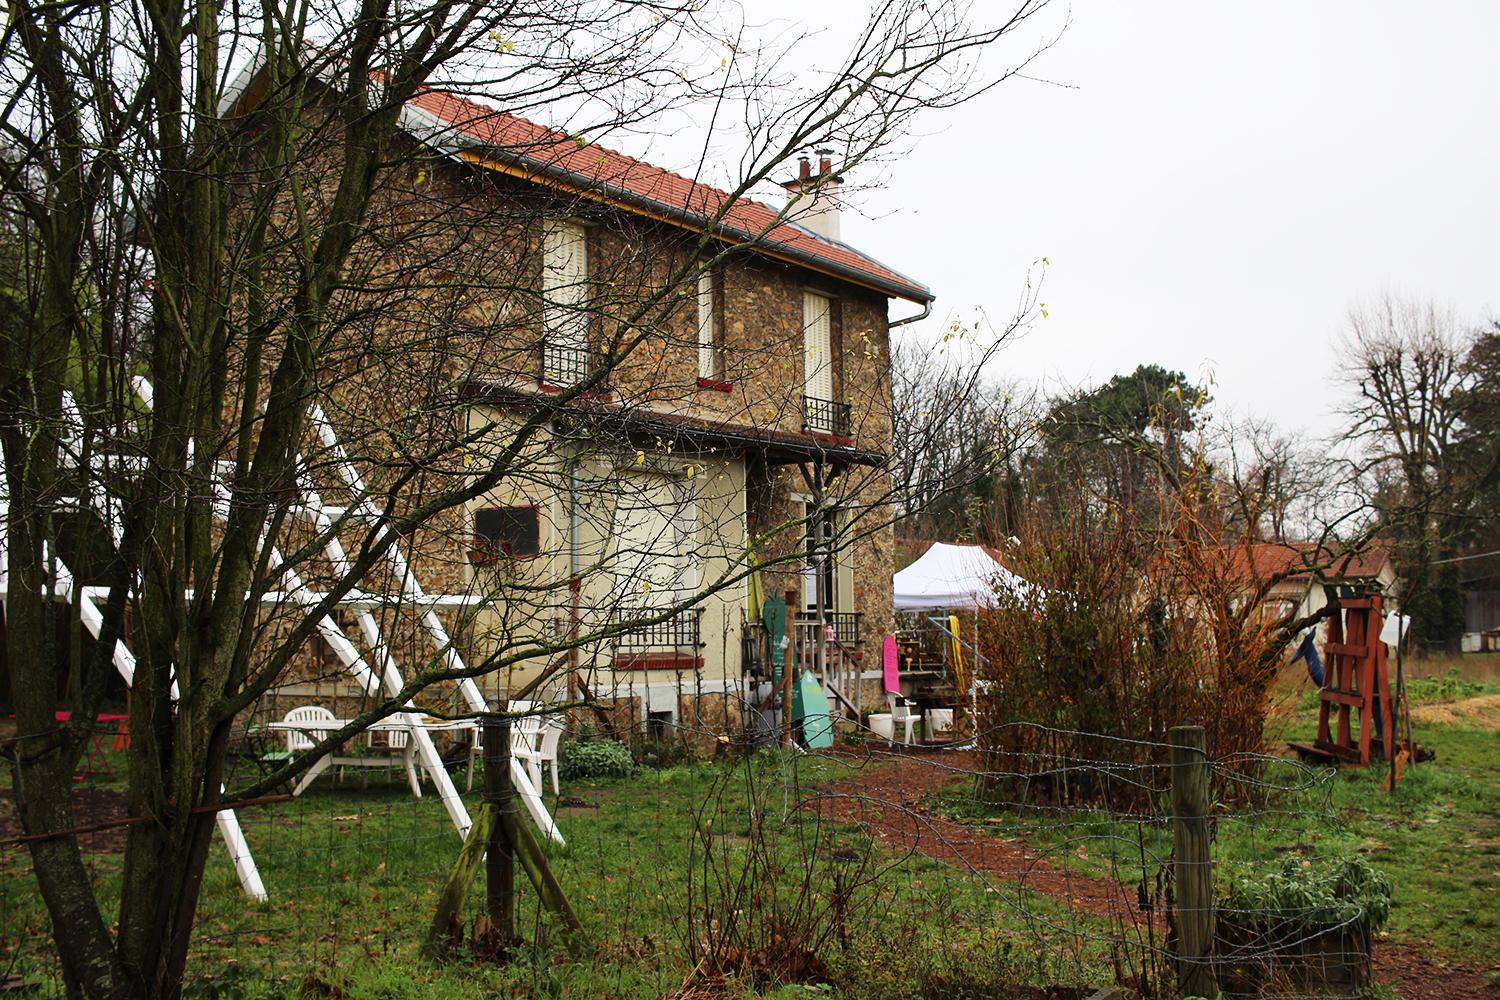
(802, 611, 863, 646)
(611, 607, 704, 649)
(801, 395, 851, 437)
(540, 341, 599, 389)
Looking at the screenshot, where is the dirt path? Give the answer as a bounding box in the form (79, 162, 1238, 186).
(1373, 942, 1500, 1000)
(812, 745, 1500, 1000)
(811, 748, 1148, 923)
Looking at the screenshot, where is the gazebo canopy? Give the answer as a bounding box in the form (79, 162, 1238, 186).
(893, 542, 1032, 611)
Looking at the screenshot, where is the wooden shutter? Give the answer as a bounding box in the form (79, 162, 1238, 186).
(543, 223, 588, 383)
(612, 472, 696, 609)
(802, 292, 832, 401)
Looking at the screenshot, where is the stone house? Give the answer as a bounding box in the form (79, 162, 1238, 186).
(228, 75, 934, 737)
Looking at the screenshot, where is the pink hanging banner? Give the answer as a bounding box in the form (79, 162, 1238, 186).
(883, 635, 900, 693)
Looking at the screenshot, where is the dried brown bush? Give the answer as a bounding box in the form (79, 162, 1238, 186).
(974, 466, 1290, 807)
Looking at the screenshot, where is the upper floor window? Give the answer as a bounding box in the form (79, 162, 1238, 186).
(802, 291, 832, 401)
(801, 291, 850, 436)
(697, 272, 717, 381)
(542, 222, 589, 386)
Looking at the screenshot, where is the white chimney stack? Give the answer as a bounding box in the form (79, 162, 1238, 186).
(780, 148, 843, 242)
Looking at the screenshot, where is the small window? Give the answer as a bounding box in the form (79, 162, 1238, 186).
(647, 710, 673, 740)
(473, 506, 540, 561)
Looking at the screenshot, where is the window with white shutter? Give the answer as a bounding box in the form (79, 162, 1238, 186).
(802, 292, 851, 435)
(542, 223, 588, 385)
(612, 472, 696, 610)
(802, 292, 832, 401)
(610, 470, 700, 650)
(697, 272, 716, 380)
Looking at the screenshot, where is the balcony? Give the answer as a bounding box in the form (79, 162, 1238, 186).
(610, 607, 704, 649)
(540, 340, 600, 390)
(801, 395, 851, 438)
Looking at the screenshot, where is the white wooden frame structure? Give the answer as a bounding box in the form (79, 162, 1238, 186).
(0, 381, 562, 900)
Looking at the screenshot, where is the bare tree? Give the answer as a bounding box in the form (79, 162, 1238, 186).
(889, 301, 1044, 544)
(1210, 413, 1342, 545)
(0, 1, 1063, 997)
(1334, 294, 1479, 649)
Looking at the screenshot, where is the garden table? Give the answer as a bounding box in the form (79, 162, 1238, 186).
(45, 710, 129, 780)
(269, 714, 478, 796)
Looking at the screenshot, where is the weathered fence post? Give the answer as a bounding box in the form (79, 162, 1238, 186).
(484, 717, 516, 942)
(1171, 725, 1215, 998)
(781, 588, 799, 748)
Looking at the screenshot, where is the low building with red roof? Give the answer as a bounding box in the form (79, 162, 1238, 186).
(1243, 542, 1401, 640)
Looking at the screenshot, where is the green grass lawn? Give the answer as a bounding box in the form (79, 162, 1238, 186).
(923, 666, 1500, 976)
(3, 745, 1105, 1000)
(6, 665, 1500, 999)
(1276, 711, 1500, 963)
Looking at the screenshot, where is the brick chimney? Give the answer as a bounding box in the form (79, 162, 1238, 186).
(780, 148, 843, 242)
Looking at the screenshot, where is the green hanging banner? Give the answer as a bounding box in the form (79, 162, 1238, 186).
(762, 595, 787, 685)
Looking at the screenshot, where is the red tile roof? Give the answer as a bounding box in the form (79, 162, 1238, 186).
(404, 88, 932, 305)
(1243, 543, 1394, 581)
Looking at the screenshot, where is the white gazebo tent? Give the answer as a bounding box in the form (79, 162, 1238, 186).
(891, 542, 1032, 740)
(893, 542, 1031, 611)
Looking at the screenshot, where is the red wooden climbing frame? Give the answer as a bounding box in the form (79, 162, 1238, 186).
(1301, 596, 1413, 766)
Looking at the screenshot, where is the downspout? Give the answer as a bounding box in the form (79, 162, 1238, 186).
(568, 455, 582, 706)
(813, 459, 828, 708)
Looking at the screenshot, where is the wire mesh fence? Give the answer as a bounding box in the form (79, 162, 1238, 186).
(1, 719, 1388, 999)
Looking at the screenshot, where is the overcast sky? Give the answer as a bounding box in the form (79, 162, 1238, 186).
(716, 0, 1500, 442)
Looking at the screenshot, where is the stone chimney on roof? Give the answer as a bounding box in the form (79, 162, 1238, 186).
(780, 148, 843, 242)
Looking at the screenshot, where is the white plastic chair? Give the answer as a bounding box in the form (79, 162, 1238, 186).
(283, 705, 338, 793)
(282, 705, 336, 752)
(507, 700, 544, 756)
(371, 725, 425, 795)
(498, 700, 552, 797)
(527, 717, 564, 796)
(886, 692, 921, 744)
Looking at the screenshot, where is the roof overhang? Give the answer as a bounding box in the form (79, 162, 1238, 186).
(460, 382, 887, 469)
(215, 52, 933, 303)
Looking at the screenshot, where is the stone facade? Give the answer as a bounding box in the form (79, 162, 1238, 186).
(234, 86, 928, 739)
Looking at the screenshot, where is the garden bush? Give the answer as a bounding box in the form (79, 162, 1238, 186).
(557, 736, 638, 781)
(974, 463, 1293, 808)
(1222, 855, 1394, 932)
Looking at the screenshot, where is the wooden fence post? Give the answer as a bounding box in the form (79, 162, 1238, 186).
(484, 717, 516, 942)
(1171, 725, 1215, 998)
(419, 804, 491, 961)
